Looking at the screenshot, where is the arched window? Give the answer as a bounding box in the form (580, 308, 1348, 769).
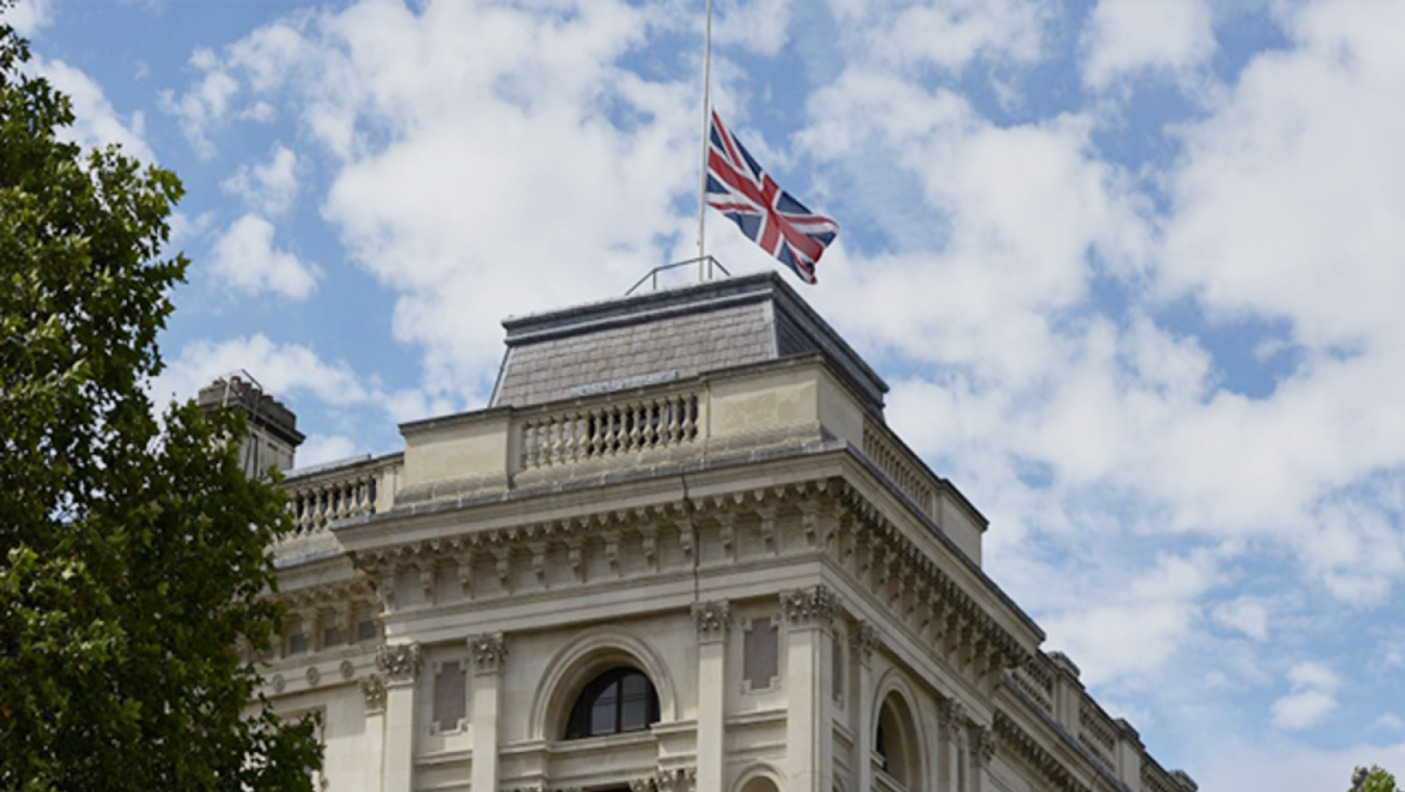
(564, 667, 659, 739)
(875, 694, 917, 789)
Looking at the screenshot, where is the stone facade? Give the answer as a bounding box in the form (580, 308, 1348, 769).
(263, 273, 1195, 792)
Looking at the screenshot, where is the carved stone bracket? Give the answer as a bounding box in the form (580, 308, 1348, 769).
(851, 620, 880, 665)
(361, 673, 388, 714)
(468, 632, 508, 674)
(781, 584, 836, 629)
(938, 697, 969, 734)
(970, 723, 996, 767)
(691, 600, 731, 643)
(376, 642, 421, 682)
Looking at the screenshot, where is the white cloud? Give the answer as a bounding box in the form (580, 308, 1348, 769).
(1212, 595, 1270, 642)
(1372, 713, 1405, 733)
(1271, 662, 1341, 730)
(832, 0, 1049, 72)
(297, 434, 361, 468)
(713, 0, 793, 56)
(208, 214, 320, 300)
(179, 0, 700, 399)
(222, 144, 300, 216)
(159, 48, 239, 158)
(32, 57, 154, 162)
(1081, 0, 1215, 89)
(6, 0, 52, 36)
(151, 334, 449, 434)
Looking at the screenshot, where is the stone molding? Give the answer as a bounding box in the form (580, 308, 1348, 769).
(691, 600, 731, 643)
(360, 673, 387, 714)
(468, 632, 508, 674)
(780, 584, 836, 628)
(375, 642, 421, 682)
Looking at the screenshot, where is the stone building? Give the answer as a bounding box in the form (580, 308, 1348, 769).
(260, 273, 1197, 792)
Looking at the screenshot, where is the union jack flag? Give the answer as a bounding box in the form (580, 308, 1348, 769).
(706, 110, 838, 285)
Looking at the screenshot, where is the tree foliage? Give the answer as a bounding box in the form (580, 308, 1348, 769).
(1353, 766, 1401, 792)
(0, 10, 320, 791)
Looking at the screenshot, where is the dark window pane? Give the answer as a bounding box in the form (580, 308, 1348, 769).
(565, 667, 659, 740)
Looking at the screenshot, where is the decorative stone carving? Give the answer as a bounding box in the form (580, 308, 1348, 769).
(468, 632, 508, 674)
(376, 642, 421, 682)
(970, 724, 996, 767)
(629, 768, 696, 792)
(691, 600, 731, 642)
(851, 620, 879, 664)
(361, 673, 387, 714)
(306, 665, 321, 687)
(780, 584, 836, 628)
(271, 673, 285, 693)
(938, 698, 968, 732)
(339, 659, 355, 680)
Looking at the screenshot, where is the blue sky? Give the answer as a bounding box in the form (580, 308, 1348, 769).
(9, 0, 1405, 787)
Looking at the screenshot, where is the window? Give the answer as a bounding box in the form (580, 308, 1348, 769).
(564, 667, 659, 739)
(433, 660, 467, 733)
(875, 694, 917, 789)
(742, 616, 779, 692)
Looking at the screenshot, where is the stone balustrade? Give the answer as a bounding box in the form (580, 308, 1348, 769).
(518, 390, 701, 470)
(283, 454, 403, 536)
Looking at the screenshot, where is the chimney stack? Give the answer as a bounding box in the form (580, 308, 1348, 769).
(196, 373, 304, 477)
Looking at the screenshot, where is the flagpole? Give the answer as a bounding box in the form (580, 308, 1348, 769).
(695, 0, 713, 283)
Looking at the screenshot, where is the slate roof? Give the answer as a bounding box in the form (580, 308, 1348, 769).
(490, 272, 888, 413)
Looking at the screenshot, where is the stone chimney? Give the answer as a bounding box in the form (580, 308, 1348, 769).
(197, 374, 304, 476)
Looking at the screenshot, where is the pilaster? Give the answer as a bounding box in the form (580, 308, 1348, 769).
(936, 698, 967, 792)
(781, 585, 837, 792)
(851, 621, 878, 792)
(361, 673, 388, 792)
(469, 633, 508, 792)
(692, 601, 731, 792)
(968, 724, 995, 792)
(377, 643, 421, 792)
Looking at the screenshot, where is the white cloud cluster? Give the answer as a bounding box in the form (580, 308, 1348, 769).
(208, 214, 320, 300)
(4, 0, 51, 36)
(32, 57, 155, 162)
(1271, 662, 1340, 731)
(222, 143, 300, 216)
(832, 0, 1049, 72)
(174, 1, 700, 399)
(1081, 0, 1214, 89)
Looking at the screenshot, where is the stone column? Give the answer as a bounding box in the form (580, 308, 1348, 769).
(851, 621, 878, 792)
(469, 633, 508, 792)
(377, 643, 422, 792)
(361, 673, 388, 792)
(781, 585, 837, 792)
(935, 699, 967, 792)
(693, 601, 731, 792)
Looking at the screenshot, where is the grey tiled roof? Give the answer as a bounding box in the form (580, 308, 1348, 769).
(490, 272, 887, 412)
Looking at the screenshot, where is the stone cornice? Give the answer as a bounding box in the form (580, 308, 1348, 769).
(993, 710, 1093, 792)
(835, 482, 1034, 679)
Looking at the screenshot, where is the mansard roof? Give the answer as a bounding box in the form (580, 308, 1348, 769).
(490, 272, 888, 413)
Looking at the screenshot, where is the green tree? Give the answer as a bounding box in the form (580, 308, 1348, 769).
(0, 10, 321, 792)
(1352, 766, 1400, 792)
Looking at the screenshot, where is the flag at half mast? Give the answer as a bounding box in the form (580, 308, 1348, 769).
(705, 111, 838, 285)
